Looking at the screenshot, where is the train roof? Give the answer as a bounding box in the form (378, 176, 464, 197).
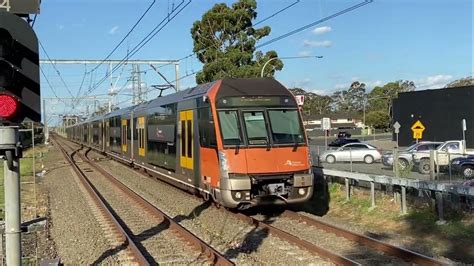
(72, 78, 290, 125)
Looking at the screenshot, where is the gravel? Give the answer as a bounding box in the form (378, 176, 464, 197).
(76, 157, 209, 265)
(42, 143, 120, 264)
(251, 213, 407, 265)
(94, 154, 331, 265)
(299, 211, 454, 264)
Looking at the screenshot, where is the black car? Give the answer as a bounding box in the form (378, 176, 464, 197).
(451, 155, 474, 179)
(328, 138, 360, 147)
(337, 131, 352, 138)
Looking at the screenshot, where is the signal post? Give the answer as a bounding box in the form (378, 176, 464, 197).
(1, 8, 41, 265)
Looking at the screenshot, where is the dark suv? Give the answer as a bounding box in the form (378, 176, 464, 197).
(328, 138, 360, 147)
(337, 131, 352, 138)
(451, 155, 474, 179)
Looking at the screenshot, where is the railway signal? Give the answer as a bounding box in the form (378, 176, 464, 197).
(1, 10, 41, 266)
(0, 11, 40, 125)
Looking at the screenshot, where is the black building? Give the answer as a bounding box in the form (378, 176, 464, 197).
(392, 86, 474, 148)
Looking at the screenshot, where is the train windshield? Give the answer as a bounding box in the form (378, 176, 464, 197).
(218, 109, 305, 147)
(268, 109, 305, 144)
(218, 110, 243, 146)
(242, 111, 268, 145)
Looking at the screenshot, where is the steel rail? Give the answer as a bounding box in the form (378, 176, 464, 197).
(59, 135, 446, 265)
(228, 212, 360, 265)
(79, 148, 233, 266)
(282, 210, 447, 266)
(53, 137, 149, 266)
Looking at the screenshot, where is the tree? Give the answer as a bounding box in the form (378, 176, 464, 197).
(191, 0, 283, 84)
(289, 88, 333, 115)
(445, 76, 474, 88)
(365, 110, 389, 128)
(367, 80, 416, 127)
(331, 81, 366, 113)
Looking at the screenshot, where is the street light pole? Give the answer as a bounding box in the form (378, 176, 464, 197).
(260, 55, 323, 78)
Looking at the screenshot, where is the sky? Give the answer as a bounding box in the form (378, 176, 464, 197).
(34, 0, 473, 122)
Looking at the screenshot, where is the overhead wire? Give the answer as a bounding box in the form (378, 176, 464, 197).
(253, 0, 300, 26)
(39, 66, 68, 105)
(87, 0, 192, 95)
(87, 0, 157, 74)
(256, 0, 374, 48)
(39, 41, 76, 100)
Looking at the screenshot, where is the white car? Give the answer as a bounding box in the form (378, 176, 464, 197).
(321, 143, 382, 164)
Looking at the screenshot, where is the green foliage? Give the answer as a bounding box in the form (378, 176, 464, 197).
(331, 81, 366, 113)
(191, 0, 283, 84)
(366, 80, 415, 127)
(365, 110, 389, 128)
(445, 76, 473, 88)
(290, 88, 333, 115)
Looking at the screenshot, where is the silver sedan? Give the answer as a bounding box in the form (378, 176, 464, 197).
(321, 143, 382, 164)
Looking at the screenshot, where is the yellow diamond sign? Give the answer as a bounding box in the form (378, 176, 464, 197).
(411, 120, 425, 139)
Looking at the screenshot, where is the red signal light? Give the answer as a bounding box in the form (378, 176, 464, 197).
(0, 93, 19, 119)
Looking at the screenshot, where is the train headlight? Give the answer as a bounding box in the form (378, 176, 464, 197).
(298, 188, 306, 195)
(235, 192, 242, 199)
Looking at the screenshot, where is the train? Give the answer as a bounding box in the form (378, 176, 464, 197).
(66, 78, 314, 209)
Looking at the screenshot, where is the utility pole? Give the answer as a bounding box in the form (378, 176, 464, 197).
(43, 99, 48, 144)
(131, 64, 146, 104)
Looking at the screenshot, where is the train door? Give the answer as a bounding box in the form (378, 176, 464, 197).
(179, 110, 194, 171)
(137, 117, 146, 157)
(121, 119, 128, 152)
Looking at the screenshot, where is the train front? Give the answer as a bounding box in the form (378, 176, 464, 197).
(210, 78, 313, 209)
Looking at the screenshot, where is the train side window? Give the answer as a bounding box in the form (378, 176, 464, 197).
(198, 107, 217, 148)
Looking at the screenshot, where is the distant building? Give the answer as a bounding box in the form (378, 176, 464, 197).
(302, 113, 363, 130)
(392, 85, 474, 148)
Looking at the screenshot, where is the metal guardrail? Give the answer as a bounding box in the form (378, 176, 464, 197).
(323, 169, 474, 196)
(321, 168, 473, 223)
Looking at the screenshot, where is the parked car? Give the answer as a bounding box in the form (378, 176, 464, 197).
(328, 138, 360, 147)
(381, 141, 442, 170)
(321, 143, 382, 164)
(451, 155, 474, 179)
(413, 140, 474, 174)
(337, 131, 352, 138)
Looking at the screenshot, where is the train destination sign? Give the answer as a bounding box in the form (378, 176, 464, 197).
(217, 96, 296, 107)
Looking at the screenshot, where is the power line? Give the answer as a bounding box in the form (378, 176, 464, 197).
(254, 0, 300, 26)
(39, 41, 76, 100)
(39, 66, 67, 105)
(256, 0, 374, 48)
(87, 0, 157, 74)
(87, 0, 192, 95)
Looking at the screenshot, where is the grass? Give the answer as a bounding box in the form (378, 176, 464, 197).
(0, 146, 48, 218)
(326, 183, 474, 262)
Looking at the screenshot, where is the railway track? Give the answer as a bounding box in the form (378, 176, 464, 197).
(57, 136, 446, 265)
(53, 137, 232, 265)
(249, 211, 447, 265)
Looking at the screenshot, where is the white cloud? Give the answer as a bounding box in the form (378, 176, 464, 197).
(334, 80, 384, 91)
(313, 26, 332, 35)
(303, 40, 333, 48)
(366, 80, 383, 88)
(292, 78, 312, 88)
(310, 89, 331, 95)
(58, 24, 65, 30)
(298, 50, 312, 57)
(416, 74, 454, 90)
(109, 26, 119, 35)
(334, 83, 348, 90)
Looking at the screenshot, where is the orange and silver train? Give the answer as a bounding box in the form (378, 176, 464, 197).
(67, 78, 314, 209)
